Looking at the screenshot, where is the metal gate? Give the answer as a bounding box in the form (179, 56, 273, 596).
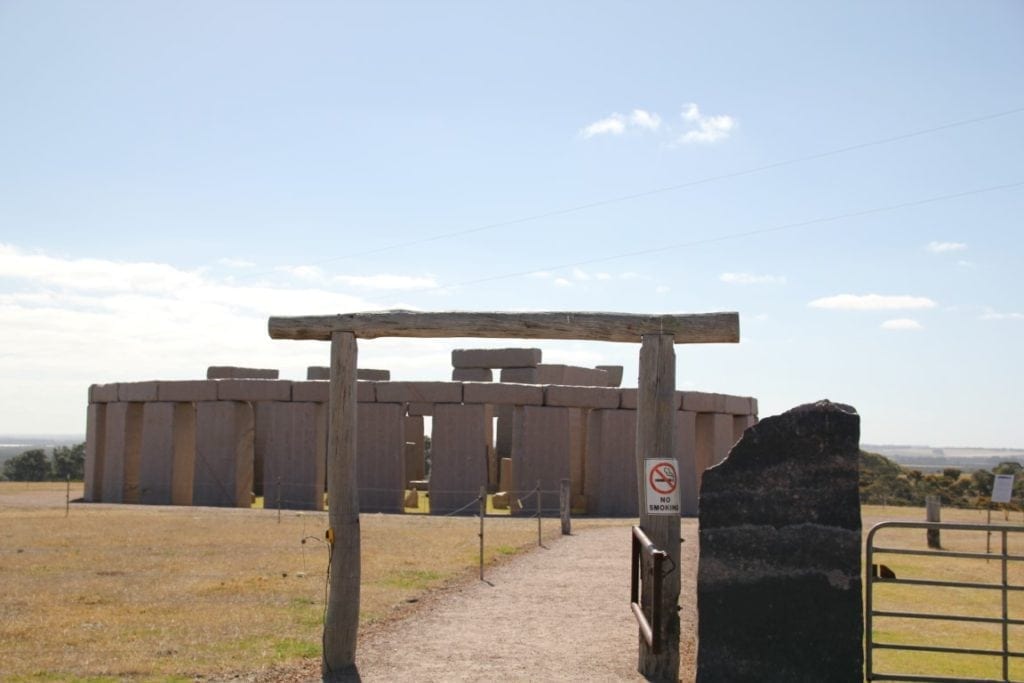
(866, 521, 1024, 682)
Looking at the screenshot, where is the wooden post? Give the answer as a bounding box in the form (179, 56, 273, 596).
(65, 474, 70, 517)
(560, 478, 571, 535)
(635, 334, 679, 682)
(322, 331, 360, 679)
(926, 495, 941, 549)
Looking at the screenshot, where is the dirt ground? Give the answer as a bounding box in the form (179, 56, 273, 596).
(253, 520, 699, 683)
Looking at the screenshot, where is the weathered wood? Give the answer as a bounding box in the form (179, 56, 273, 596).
(269, 310, 739, 344)
(323, 331, 360, 679)
(926, 495, 941, 549)
(635, 334, 680, 682)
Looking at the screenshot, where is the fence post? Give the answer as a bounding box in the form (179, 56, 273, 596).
(479, 485, 486, 581)
(560, 478, 571, 535)
(536, 479, 542, 547)
(926, 495, 941, 549)
(65, 474, 71, 517)
(277, 475, 282, 524)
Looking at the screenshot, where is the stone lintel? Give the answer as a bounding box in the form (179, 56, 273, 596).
(544, 385, 620, 409)
(206, 366, 279, 379)
(451, 347, 542, 369)
(463, 382, 544, 406)
(157, 381, 219, 403)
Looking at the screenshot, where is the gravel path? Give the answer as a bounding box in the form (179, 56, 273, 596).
(345, 520, 699, 682)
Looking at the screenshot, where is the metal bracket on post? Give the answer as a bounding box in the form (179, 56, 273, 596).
(630, 525, 667, 654)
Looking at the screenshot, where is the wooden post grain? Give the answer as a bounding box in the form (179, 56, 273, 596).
(636, 334, 680, 682)
(926, 495, 941, 549)
(323, 331, 360, 679)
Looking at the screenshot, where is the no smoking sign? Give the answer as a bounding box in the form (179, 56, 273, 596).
(644, 458, 680, 515)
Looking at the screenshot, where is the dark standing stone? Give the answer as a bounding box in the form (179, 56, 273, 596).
(696, 400, 863, 683)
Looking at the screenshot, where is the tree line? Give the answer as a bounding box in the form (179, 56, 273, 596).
(860, 449, 1024, 508)
(1, 443, 85, 482)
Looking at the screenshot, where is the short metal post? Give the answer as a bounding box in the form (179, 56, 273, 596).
(536, 480, 542, 547)
(478, 485, 486, 582)
(560, 478, 571, 535)
(1003, 529, 1009, 681)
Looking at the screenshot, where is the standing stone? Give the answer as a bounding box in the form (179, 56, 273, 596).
(84, 403, 107, 502)
(193, 401, 254, 508)
(697, 401, 863, 682)
(694, 412, 735, 491)
(403, 415, 426, 483)
(357, 403, 406, 513)
(510, 406, 584, 515)
(256, 402, 326, 511)
(102, 402, 144, 503)
(139, 402, 196, 505)
(430, 403, 492, 514)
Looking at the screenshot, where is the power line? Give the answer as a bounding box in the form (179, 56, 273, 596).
(431, 180, 1024, 291)
(245, 105, 1024, 275)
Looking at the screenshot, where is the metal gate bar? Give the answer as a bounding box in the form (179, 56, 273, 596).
(630, 525, 666, 654)
(866, 521, 1024, 683)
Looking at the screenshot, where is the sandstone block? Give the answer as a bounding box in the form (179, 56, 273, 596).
(291, 380, 328, 403)
(306, 366, 330, 380)
(499, 457, 513, 492)
(117, 381, 159, 402)
(544, 385, 620, 409)
(357, 381, 376, 402)
(695, 413, 736, 492)
(723, 394, 752, 415)
(193, 401, 254, 508)
(407, 402, 433, 416)
(452, 347, 542, 369)
(84, 403, 107, 501)
(463, 382, 544, 406)
(404, 488, 419, 508)
(157, 380, 218, 402)
(256, 402, 326, 511)
(733, 414, 756, 443)
(357, 403, 406, 513)
(207, 366, 279, 379)
(495, 405, 514, 459)
(375, 381, 462, 404)
(511, 406, 585, 513)
(89, 383, 119, 403)
(619, 389, 637, 410)
(492, 491, 510, 509)
(697, 401, 862, 682)
(452, 368, 493, 382)
(430, 403, 492, 514)
(139, 402, 196, 506)
(682, 391, 726, 413)
(499, 367, 539, 384)
(101, 402, 144, 504)
(216, 379, 292, 402)
(358, 369, 390, 381)
(596, 365, 624, 387)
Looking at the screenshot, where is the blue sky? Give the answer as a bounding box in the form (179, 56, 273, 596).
(1, 1, 1021, 446)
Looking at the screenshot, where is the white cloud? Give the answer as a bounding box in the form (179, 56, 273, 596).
(980, 309, 1024, 321)
(927, 241, 967, 253)
(808, 294, 938, 311)
(655, 285, 670, 294)
(580, 108, 661, 138)
(881, 318, 923, 331)
(719, 272, 786, 285)
(333, 273, 438, 290)
(629, 109, 661, 131)
(553, 278, 572, 287)
(580, 115, 627, 138)
(218, 257, 256, 269)
(528, 271, 553, 279)
(677, 103, 735, 144)
(595, 272, 612, 281)
(278, 265, 326, 282)
(571, 267, 591, 281)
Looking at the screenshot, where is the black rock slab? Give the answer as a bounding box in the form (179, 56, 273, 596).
(696, 400, 863, 683)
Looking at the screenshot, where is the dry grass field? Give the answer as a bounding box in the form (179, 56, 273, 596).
(4, 486, 1024, 682)
(0, 482, 569, 682)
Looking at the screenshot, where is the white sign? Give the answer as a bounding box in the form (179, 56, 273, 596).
(645, 458, 680, 515)
(992, 474, 1015, 504)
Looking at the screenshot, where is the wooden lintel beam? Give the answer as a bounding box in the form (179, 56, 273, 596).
(268, 310, 740, 344)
